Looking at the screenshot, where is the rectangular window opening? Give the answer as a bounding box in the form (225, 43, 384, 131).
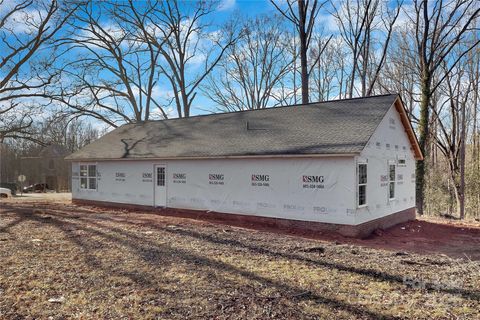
(80, 164, 97, 190)
(389, 164, 396, 200)
(358, 163, 367, 207)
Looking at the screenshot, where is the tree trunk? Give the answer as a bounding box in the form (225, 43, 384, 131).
(416, 68, 431, 215)
(473, 60, 479, 171)
(473, 91, 478, 162)
(453, 181, 462, 217)
(459, 97, 466, 219)
(298, 0, 309, 104)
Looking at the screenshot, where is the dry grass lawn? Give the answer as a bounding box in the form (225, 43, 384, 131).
(0, 200, 479, 319)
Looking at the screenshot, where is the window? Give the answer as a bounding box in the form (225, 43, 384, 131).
(397, 155, 407, 167)
(80, 165, 87, 189)
(157, 167, 165, 186)
(389, 164, 396, 200)
(358, 163, 367, 206)
(80, 164, 97, 190)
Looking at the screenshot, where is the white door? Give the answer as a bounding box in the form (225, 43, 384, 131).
(154, 164, 167, 207)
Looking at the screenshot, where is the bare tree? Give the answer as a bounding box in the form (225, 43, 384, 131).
(467, 32, 480, 166)
(0, 109, 46, 144)
(135, 0, 239, 118)
(378, 26, 419, 119)
(271, 0, 327, 104)
(331, 0, 401, 98)
(202, 15, 294, 111)
(41, 115, 102, 152)
(310, 34, 346, 101)
(408, 0, 480, 215)
(55, 0, 237, 125)
(53, 1, 170, 128)
(0, 0, 78, 140)
(430, 61, 473, 218)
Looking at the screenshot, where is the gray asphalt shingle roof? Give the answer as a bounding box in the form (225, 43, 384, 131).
(66, 94, 399, 160)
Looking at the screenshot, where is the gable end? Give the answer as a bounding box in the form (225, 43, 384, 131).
(393, 97, 423, 160)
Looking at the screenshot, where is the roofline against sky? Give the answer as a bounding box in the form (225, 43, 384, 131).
(129, 93, 399, 125)
(65, 153, 360, 162)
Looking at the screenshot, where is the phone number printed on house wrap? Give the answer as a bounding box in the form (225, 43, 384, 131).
(209, 174, 224, 185)
(302, 175, 325, 189)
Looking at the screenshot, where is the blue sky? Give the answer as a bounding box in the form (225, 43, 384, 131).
(69, 0, 281, 122)
(218, 0, 272, 16)
(187, 0, 274, 116)
(59, 0, 399, 124)
(0, 0, 416, 130)
(187, 0, 282, 115)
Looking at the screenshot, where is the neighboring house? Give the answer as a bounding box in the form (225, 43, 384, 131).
(22, 144, 70, 192)
(66, 94, 423, 237)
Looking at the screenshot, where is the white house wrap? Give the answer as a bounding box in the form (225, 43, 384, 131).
(67, 94, 422, 237)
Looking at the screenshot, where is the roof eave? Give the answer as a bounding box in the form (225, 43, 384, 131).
(64, 152, 360, 162)
(393, 96, 424, 161)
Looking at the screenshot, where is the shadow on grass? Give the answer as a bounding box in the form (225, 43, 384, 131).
(1, 204, 403, 320)
(0, 215, 26, 234)
(160, 226, 480, 301)
(46, 205, 480, 302)
(4, 203, 480, 303)
(1, 206, 176, 295)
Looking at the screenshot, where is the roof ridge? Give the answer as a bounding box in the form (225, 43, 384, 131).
(134, 93, 398, 125)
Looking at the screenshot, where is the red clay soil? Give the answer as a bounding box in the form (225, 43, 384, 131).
(208, 217, 478, 261)
(351, 219, 480, 261)
(233, 217, 480, 261)
(78, 203, 480, 261)
(214, 216, 480, 261)
(8, 198, 480, 261)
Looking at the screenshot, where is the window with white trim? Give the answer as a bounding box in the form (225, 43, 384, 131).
(389, 164, 396, 200)
(80, 164, 97, 190)
(357, 163, 367, 207)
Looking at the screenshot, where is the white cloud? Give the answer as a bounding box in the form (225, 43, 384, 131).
(0, 0, 16, 16)
(3, 7, 49, 34)
(317, 13, 339, 33)
(150, 106, 176, 119)
(217, 0, 236, 11)
(151, 85, 174, 100)
(76, 21, 129, 49)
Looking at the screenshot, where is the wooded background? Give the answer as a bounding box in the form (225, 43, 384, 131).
(1, 0, 479, 219)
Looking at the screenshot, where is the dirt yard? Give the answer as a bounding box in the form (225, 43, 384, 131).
(1, 198, 479, 319)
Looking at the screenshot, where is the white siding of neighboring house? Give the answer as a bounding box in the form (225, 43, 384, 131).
(72, 157, 357, 225)
(355, 105, 416, 225)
